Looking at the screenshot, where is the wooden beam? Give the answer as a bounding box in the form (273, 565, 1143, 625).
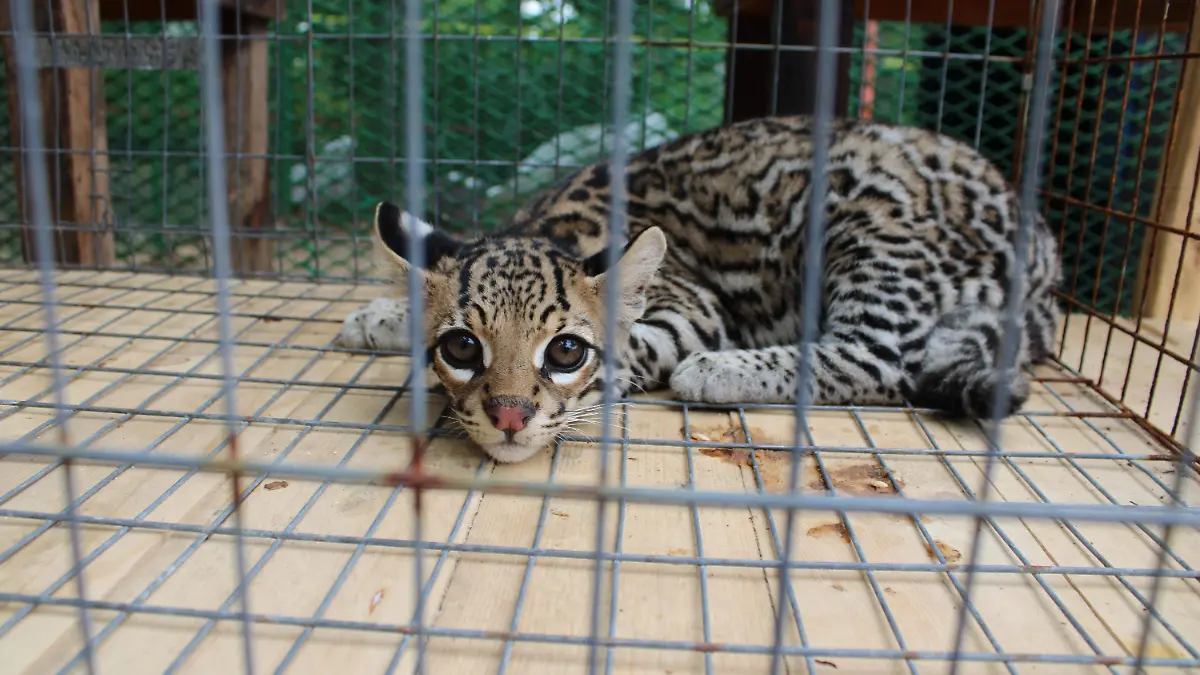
(0, 0, 115, 267)
(724, 0, 854, 124)
(95, 0, 285, 23)
(1135, 10, 1200, 321)
(222, 13, 274, 274)
(714, 0, 1191, 32)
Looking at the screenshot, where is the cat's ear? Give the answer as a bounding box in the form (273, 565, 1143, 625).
(587, 227, 667, 328)
(372, 201, 462, 284)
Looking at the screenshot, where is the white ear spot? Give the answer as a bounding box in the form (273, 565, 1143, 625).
(401, 211, 434, 238)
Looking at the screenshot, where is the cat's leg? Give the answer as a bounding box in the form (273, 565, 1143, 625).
(668, 336, 911, 406)
(616, 316, 713, 395)
(666, 306, 1035, 414)
(616, 283, 731, 396)
(336, 297, 412, 351)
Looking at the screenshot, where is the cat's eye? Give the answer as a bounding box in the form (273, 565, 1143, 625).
(438, 330, 483, 369)
(545, 334, 588, 372)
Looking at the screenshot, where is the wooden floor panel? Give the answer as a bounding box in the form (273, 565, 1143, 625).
(0, 270, 1197, 674)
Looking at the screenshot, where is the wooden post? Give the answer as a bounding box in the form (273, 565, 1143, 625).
(222, 12, 273, 274)
(1135, 14, 1200, 320)
(720, 0, 854, 123)
(0, 0, 115, 267)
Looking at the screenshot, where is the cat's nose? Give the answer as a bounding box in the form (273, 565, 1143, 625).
(484, 396, 535, 436)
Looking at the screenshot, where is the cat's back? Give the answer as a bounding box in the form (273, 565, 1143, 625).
(511, 116, 1039, 262)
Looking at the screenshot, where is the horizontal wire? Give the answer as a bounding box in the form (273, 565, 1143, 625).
(1, 441, 1197, 526)
(0, 590, 1195, 669)
(1, 506, 1193, 579)
(0, 394, 1187, 463)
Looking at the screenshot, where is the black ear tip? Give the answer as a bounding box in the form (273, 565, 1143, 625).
(376, 201, 401, 228)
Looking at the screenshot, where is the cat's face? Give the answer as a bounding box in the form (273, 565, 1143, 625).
(371, 202, 664, 463)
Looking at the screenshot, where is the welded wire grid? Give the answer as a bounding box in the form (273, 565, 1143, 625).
(0, 0, 1199, 673)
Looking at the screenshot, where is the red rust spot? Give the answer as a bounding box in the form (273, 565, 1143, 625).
(381, 470, 448, 490)
(228, 434, 245, 508)
(1059, 410, 1132, 419)
(1032, 375, 1091, 384)
(694, 642, 723, 653)
(411, 435, 427, 518)
(1096, 656, 1123, 666)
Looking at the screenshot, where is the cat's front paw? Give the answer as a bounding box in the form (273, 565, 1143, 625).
(336, 297, 412, 351)
(670, 351, 793, 404)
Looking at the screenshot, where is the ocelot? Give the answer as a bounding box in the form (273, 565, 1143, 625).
(338, 115, 1061, 463)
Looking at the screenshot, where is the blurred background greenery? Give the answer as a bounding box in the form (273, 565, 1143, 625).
(0, 0, 1187, 315)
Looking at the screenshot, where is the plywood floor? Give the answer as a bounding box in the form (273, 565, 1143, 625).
(0, 269, 1198, 675)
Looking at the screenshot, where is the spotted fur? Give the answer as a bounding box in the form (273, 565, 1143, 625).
(339, 116, 1061, 462)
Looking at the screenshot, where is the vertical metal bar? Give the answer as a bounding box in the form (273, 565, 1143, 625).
(551, 0, 567, 183)
(1132, 377, 1200, 673)
(681, 406, 714, 675)
(640, 0, 652, 151)
(513, 0, 524, 204)
(348, 0, 360, 278)
(590, 0, 632, 671)
(430, 1, 441, 230)
(46, 0, 64, 263)
(736, 409, 814, 673)
(120, 0, 134, 271)
(970, 0, 998, 148)
(470, 0, 482, 234)
(724, 0, 741, 123)
(857, 0, 871, 118)
(232, 3, 244, 277)
(272, 0, 285, 274)
(8, 0, 94, 670)
(934, 0, 957, 134)
(1095, 9, 1169, 397)
(602, 406, 631, 675)
(1123, 0, 1199, 416)
(895, 0, 913, 117)
(770, 0, 840, 673)
(681, 0, 696, 130)
(1051, 0, 1099, 365)
(947, 0, 1061, 672)
(1056, 0, 1119, 369)
(1075, 0, 1149, 384)
(496, 441, 566, 674)
(304, 0, 320, 277)
(768, 0, 783, 116)
(198, 0, 254, 670)
(160, 0, 174, 271)
(402, 0, 428, 670)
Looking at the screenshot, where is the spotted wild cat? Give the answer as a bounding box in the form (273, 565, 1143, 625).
(338, 116, 1062, 463)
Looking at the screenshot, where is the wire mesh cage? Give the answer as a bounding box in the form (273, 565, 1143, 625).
(1, 0, 1199, 673)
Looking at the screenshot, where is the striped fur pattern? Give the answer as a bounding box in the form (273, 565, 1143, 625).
(339, 116, 1062, 462)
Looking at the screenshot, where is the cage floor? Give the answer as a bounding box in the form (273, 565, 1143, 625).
(1, 269, 1198, 675)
